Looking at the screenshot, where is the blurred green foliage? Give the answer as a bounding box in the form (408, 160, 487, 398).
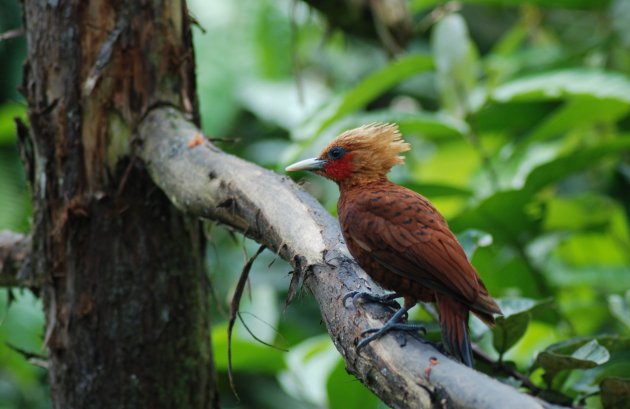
(1, 0, 42, 405)
(2, 0, 630, 407)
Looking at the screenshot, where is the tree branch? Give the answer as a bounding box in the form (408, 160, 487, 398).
(136, 106, 561, 409)
(0, 231, 36, 287)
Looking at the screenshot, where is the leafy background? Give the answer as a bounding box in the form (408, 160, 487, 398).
(1, 0, 630, 408)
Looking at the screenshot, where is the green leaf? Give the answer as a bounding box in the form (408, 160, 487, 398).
(278, 335, 341, 406)
(496, 297, 552, 318)
(493, 312, 530, 357)
(211, 323, 286, 373)
(524, 138, 630, 193)
(403, 182, 473, 198)
(601, 377, 630, 409)
(611, 0, 630, 47)
(548, 264, 630, 292)
(493, 69, 630, 104)
(543, 194, 619, 232)
(593, 336, 630, 359)
(520, 98, 630, 148)
(347, 110, 469, 139)
(586, 338, 630, 390)
(0, 103, 27, 145)
(489, 19, 528, 58)
(327, 360, 379, 409)
(449, 190, 540, 242)
(534, 339, 610, 387)
(431, 13, 480, 117)
(474, 101, 557, 135)
(573, 339, 610, 363)
(307, 55, 434, 139)
(609, 291, 630, 330)
(577, 337, 630, 391)
(412, 0, 609, 10)
(457, 229, 493, 260)
(491, 298, 551, 356)
(0, 290, 47, 388)
(253, 1, 291, 79)
(0, 151, 32, 231)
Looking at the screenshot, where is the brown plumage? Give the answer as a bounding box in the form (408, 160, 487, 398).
(286, 123, 502, 367)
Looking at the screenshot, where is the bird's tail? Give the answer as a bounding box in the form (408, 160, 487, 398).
(436, 295, 473, 367)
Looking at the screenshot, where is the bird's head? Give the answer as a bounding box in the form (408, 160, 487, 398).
(286, 123, 410, 186)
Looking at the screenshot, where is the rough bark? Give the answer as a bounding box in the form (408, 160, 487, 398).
(20, 1, 216, 408)
(137, 106, 560, 409)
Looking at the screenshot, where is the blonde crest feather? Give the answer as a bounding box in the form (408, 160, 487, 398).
(321, 123, 410, 181)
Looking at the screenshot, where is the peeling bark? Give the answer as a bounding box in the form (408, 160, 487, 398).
(137, 106, 559, 409)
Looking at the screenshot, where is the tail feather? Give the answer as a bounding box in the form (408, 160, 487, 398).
(436, 295, 473, 367)
(472, 281, 502, 326)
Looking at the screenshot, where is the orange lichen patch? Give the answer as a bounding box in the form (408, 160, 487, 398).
(187, 133, 205, 148)
(424, 356, 439, 380)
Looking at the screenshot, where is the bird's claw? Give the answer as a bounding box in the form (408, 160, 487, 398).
(342, 291, 401, 310)
(341, 291, 359, 308)
(361, 323, 426, 337)
(357, 323, 426, 349)
(354, 305, 426, 349)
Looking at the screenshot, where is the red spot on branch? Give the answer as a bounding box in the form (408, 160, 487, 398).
(424, 356, 439, 381)
(187, 133, 204, 148)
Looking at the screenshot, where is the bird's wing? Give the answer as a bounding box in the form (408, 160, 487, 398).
(342, 186, 481, 306)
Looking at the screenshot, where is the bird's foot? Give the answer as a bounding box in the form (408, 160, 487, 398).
(342, 291, 402, 310)
(356, 306, 426, 350)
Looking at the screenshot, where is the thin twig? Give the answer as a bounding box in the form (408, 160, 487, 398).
(473, 345, 542, 394)
(237, 312, 288, 352)
(0, 28, 24, 42)
(227, 244, 266, 400)
(207, 137, 240, 145)
(6, 342, 48, 361)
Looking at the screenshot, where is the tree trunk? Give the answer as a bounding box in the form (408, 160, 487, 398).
(20, 1, 217, 408)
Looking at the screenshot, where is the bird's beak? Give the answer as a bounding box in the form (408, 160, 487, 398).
(285, 157, 326, 172)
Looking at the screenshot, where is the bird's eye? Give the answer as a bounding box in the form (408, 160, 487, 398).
(328, 146, 346, 160)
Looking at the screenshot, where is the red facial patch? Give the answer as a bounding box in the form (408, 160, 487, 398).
(323, 153, 353, 181)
